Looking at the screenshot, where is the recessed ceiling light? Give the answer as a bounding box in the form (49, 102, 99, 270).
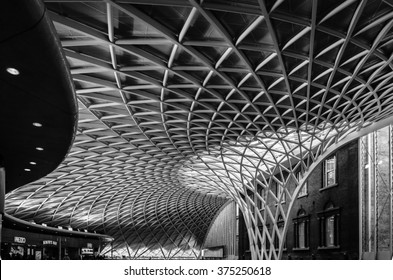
(30, 161, 37, 165)
(36, 147, 44, 151)
(24, 168, 31, 172)
(33, 122, 42, 127)
(6, 67, 20, 75)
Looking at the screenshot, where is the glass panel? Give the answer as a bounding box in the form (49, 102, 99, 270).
(299, 183, 307, 196)
(325, 156, 336, 186)
(298, 221, 305, 248)
(281, 186, 286, 203)
(326, 216, 335, 247)
(326, 170, 335, 186)
(297, 172, 308, 196)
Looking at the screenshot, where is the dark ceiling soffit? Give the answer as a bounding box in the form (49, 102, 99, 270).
(0, 0, 78, 191)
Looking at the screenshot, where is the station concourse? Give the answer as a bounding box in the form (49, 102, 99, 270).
(1, 0, 393, 260)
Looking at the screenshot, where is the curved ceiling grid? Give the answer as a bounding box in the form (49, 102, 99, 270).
(5, 0, 393, 258)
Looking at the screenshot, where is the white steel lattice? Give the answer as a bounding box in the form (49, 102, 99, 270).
(5, 0, 393, 259)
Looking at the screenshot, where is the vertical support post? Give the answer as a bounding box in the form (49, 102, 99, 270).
(373, 132, 378, 254)
(358, 138, 363, 259)
(389, 125, 392, 258)
(0, 166, 5, 260)
(375, 131, 380, 253)
(367, 133, 373, 252)
(58, 236, 62, 260)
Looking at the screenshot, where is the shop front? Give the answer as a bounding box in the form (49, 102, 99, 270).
(1, 227, 109, 260)
(2, 235, 37, 260)
(41, 239, 59, 260)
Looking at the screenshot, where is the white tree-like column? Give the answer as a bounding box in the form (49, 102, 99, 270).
(182, 117, 393, 259)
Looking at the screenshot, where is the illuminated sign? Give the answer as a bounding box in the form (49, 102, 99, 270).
(14, 237, 26, 244)
(43, 240, 58, 246)
(81, 248, 94, 255)
(202, 247, 224, 259)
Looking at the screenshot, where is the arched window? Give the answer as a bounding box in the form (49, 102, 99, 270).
(325, 215, 335, 247)
(293, 209, 309, 249)
(318, 202, 340, 248)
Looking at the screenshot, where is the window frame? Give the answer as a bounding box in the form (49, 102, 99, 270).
(272, 180, 286, 205)
(317, 203, 340, 249)
(325, 215, 335, 247)
(322, 155, 338, 189)
(293, 209, 310, 250)
(257, 184, 266, 210)
(296, 171, 308, 198)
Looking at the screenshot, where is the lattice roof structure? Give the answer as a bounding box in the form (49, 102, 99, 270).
(5, 0, 393, 259)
